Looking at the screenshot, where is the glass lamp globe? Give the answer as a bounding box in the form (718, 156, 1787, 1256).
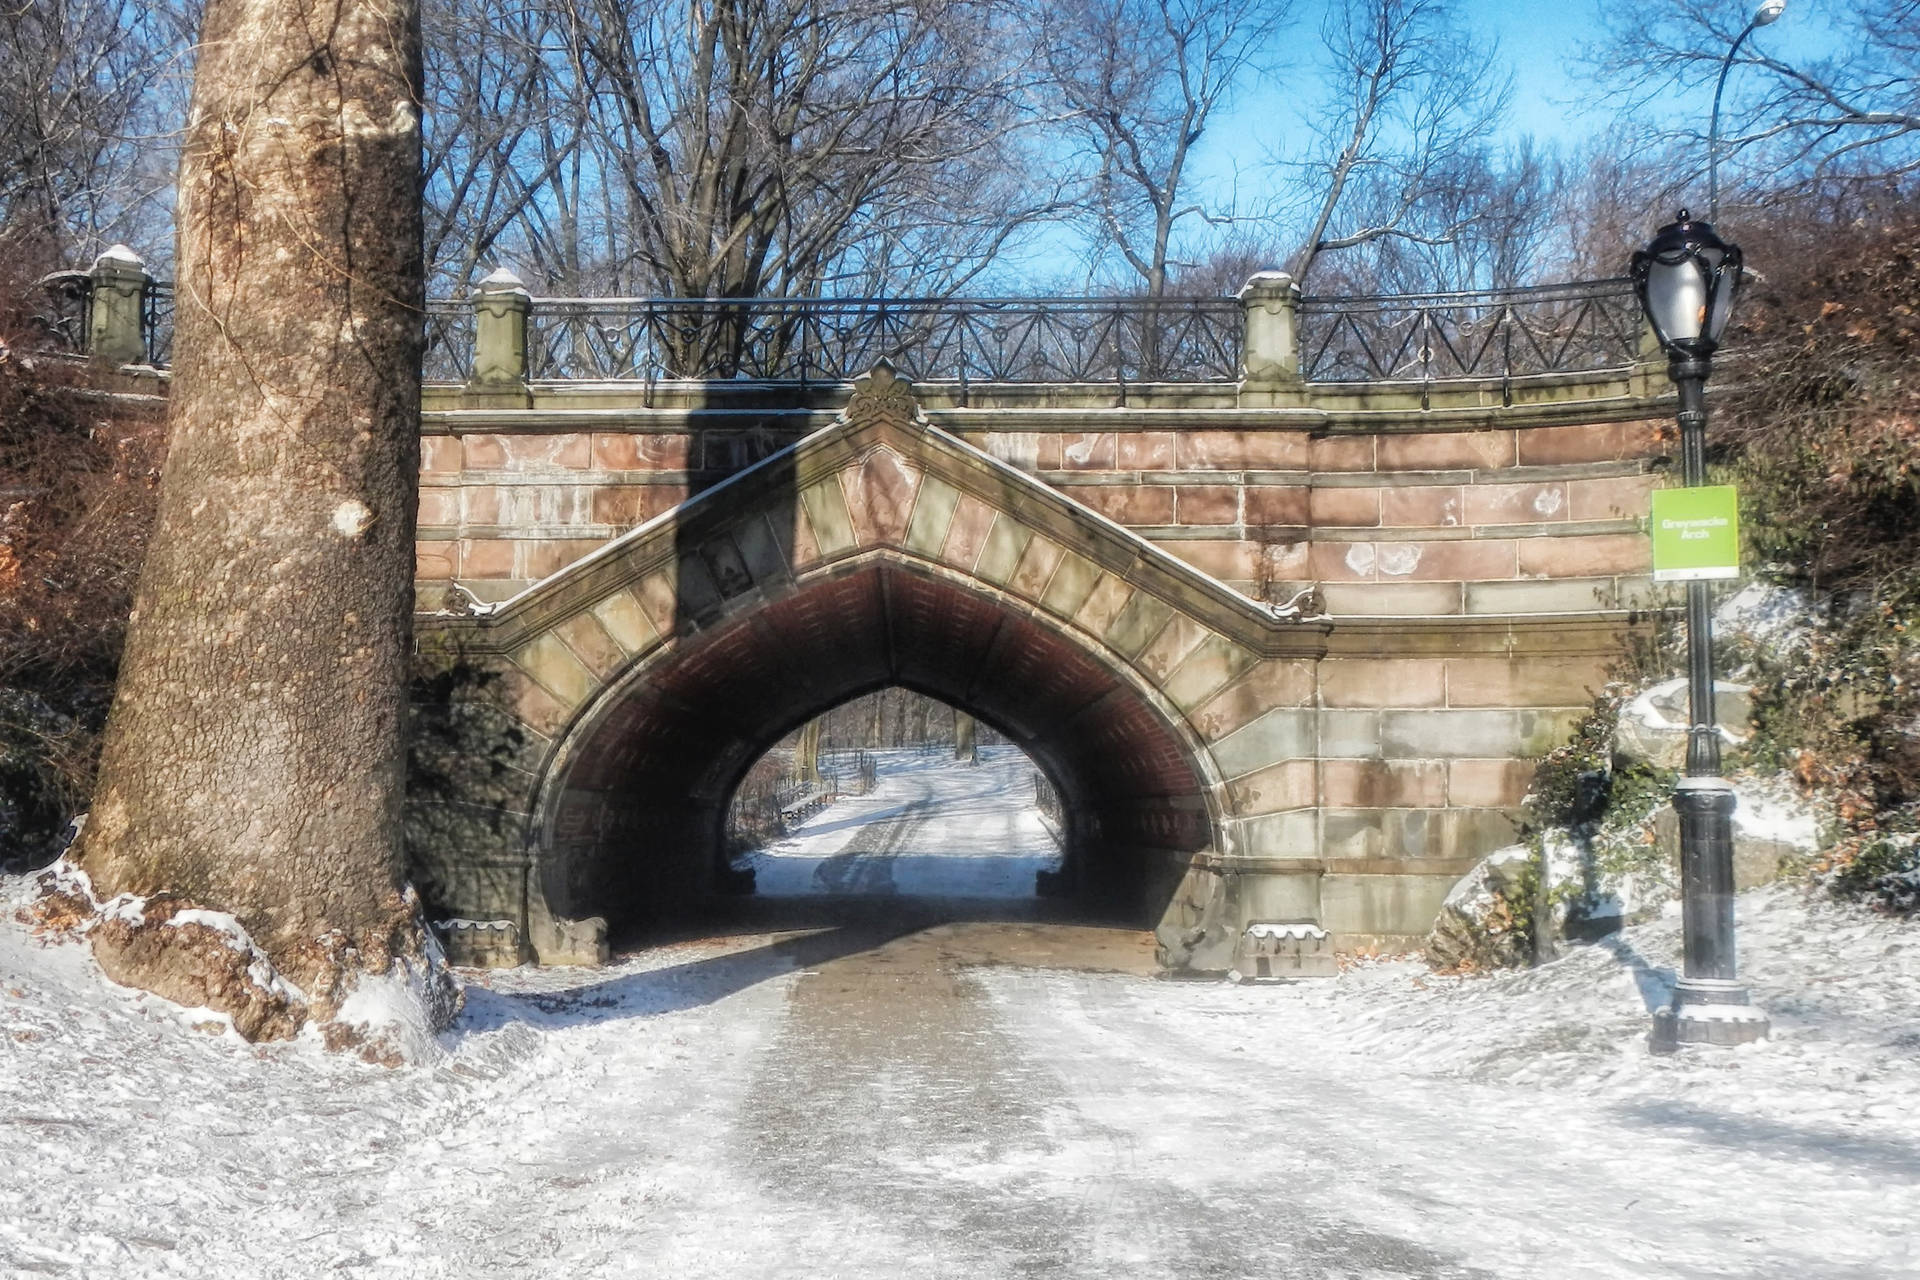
(1629, 210, 1745, 360)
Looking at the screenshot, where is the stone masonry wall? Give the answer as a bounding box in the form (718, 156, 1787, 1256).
(413, 376, 1669, 951)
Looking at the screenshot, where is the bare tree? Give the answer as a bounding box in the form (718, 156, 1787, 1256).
(75, 0, 456, 1049)
(0, 0, 195, 262)
(1586, 0, 1920, 204)
(1281, 0, 1509, 289)
(552, 0, 1060, 300)
(1301, 141, 1560, 294)
(1040, 0, 1292, 297)
(420, 0, 580, 291)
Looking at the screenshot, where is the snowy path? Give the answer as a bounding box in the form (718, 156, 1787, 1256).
(3, 758, 1919, 1276)
(742, 747, 1062, 898)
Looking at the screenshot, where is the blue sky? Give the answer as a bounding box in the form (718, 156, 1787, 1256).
(1183, 0, 1833, 209)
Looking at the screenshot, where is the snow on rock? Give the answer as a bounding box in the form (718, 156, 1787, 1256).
(1716, 580, 1815, 646)
(319, 927, 460, 1066)
(1427, 843, 1535, 970)
(1615, 676, 1754, 768)
(25, 858, 313, 1041)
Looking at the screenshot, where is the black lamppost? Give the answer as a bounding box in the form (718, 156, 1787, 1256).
(1632, 211, 1770, 1051)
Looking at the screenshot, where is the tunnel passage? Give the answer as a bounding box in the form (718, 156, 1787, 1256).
(538, 557, 1217, 933)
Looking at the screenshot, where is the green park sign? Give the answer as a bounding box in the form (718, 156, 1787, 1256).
(1651, 485, 1742, 581)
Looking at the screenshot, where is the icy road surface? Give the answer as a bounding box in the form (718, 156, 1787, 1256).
(3, 754, 1919, 1278)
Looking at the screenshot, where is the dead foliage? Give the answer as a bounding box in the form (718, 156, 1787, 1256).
(0, 262, 166, 867)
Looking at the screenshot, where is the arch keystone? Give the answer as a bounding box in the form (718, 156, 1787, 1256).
(841, 445, 923, 547)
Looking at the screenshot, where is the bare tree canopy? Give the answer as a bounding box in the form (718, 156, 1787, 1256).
(530, 0, 1061, 298)
(1280, 0, 1511, 289)
(1587, 0, 1920, 201)
(1039, 0, 1292, 297)
(0, 0, 193, 261)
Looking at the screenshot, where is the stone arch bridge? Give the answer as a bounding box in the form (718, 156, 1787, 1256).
(395, 275, 1671, 970)
(57, 254, 1673, 970)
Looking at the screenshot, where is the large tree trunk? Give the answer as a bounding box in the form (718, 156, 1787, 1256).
(70, 0, 453, 1048)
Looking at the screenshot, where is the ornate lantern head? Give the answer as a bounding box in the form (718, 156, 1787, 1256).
(1630, 210, 1744, 361)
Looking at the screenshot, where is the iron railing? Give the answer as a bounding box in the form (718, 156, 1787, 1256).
(65, 275, 1655, 387)
(423, 299, 475, 382)
(1298, 278, 1642, 383)
(143, 280, 173, 367)
(30, 271, 91, 355)
(522, 295, 1244, 384)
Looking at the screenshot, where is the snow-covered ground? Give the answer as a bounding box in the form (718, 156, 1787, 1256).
(2, 755, 1917, 1278)
(741, 746, 1062, 898)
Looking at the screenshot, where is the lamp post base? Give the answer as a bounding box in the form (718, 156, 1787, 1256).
(1649, 978, 1771, 1053)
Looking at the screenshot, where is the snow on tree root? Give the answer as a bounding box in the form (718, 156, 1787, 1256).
(28, 859, 462, 1064)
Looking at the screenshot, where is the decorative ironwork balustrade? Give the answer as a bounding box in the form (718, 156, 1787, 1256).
(143, 280, 173, 368)
(61, 270, 1657, 388)
(30, 271, 91, 355)
(521, 295, 1245, 384)
(423, 299, 476, 383)
(1297, 279, 1643, 383)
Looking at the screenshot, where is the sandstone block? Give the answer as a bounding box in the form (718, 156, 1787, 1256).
(1568, 473, 1655, 522)
(1210, 707, 1315, 778)
(1160, 636, 1255, 713)
(1066, 484, 1175, 524)
(1309, 487, 1381, 527)
(1061, 432, 1116, 469)
(1116, 431, 1176, 469)
(592, 432, 692, 470)
(1463, 481, 1569, 526)
(1379, 485, 1464, 527)
(1245, 486, 1309, 526)
(1517, 532, 1649, 577)
(1227, 758, 1318, 813)
(1176, 429, 1311, 470)
(939, 491, 996, 571)
(904, 475, 961, 557)
(1308, 434, 1375, 472)
(1445, 654, 1610, 708)
(1191, 660, 1316, 741)
(1040, 552, 1101, 620)
(1377, 430, 1515, 471)
(590, 588, 662, 656)
(1320, 658, 1447, 708)
(421, 435, 462, 473)
(974, 514, 1033, 585)
(1515, 419, 1660, 466)
(459, 538, 516, 579)
(1174, 484, 1238, 525)
(1448, 759, 1535, 808)
(554, 611, 626, 681)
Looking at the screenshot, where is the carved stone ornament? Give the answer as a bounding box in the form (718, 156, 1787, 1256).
(843, 358, 923, 430)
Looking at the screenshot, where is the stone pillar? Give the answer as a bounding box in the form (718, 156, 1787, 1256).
(1238, 270, 1302, 406)
(468, 267, 532, 404)
(88, 245, 151, 367)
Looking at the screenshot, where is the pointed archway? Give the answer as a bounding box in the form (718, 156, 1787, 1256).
(412, 364, 1329, 968)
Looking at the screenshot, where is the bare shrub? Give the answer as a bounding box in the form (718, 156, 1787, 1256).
(0, 268, 165, 866)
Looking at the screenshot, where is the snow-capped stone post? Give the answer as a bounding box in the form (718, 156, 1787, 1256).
(468, 267, 532, 405)
(87, 245, 151, 368)
(71, 0, 459, 1056)
(1238, 271, 1302, 403)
